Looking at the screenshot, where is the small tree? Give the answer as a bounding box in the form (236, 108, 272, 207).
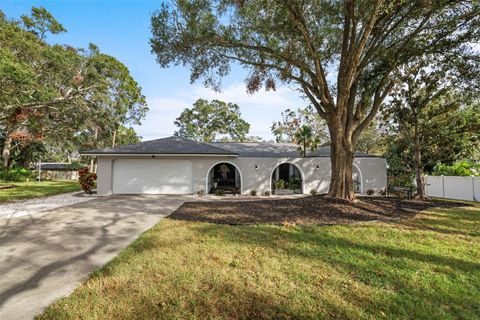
(174, 99, 250, 142)
(294, 125, 320, 158)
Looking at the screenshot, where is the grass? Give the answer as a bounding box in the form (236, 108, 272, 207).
(39, 202, 480, 319)
(0, 181, 81, 203)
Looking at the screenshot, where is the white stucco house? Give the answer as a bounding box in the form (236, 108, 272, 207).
(81, 136, 387, 196)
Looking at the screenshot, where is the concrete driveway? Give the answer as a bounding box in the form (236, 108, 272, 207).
(0, 195, 189, 320)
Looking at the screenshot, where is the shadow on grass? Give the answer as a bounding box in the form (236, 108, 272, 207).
(112, 215, 480, 318)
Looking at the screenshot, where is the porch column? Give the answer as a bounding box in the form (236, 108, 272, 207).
(235, 168, 239, 187)
(289, 164, 293, 177)
(275, 167, 279, 180)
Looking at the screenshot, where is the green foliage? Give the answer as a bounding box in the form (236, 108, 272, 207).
(355, 119, 386, 155)
(0, 166, 36, 182)
(275, 179, 285, 190)
(174, 99, 250, 142)
(288, 175, 301, 185)
(271, 106, 328, 144)
(294, 125, 320, 158)
(0, 7, 147, 168)
(249, 189, 257, 196)
(214, 189, 225, 196)
(388, 174, 415, 188)
(310, 189, 317, 196)
(20, 7, 66, 39)
(433, 161, 480, 177)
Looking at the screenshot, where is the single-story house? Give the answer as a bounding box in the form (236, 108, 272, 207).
(81, 136, 386, 196)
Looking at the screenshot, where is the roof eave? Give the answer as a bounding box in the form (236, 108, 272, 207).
(79, 152, 239, 157)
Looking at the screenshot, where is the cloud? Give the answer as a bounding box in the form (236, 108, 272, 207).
(134, 82, 307, 141)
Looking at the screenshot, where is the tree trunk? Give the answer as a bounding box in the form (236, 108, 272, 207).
(112, 129, 117, 147)
(327, 126, 356, 200)
(2, 133, 12, 169)
(414, 127, 426, 199)
(90, 126, 99, 173)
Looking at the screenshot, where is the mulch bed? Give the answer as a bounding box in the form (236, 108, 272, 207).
(169, 196, 466, 225)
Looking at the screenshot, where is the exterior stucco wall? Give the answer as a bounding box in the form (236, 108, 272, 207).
(95, 155, 387, 196)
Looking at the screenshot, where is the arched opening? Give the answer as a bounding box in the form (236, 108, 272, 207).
(352, 164, 363, 194)
(206, 162, 242, 194)
(271, 163, 304, 195)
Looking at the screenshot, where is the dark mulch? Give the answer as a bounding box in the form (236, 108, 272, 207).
(169, 196, 467, 225)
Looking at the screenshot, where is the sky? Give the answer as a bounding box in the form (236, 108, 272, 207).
(1, 0, 307, 141)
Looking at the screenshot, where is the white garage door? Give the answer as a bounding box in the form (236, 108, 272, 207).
(112, 159, 193, 194)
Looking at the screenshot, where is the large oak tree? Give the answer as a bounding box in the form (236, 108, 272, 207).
(150, 0, 479, 199)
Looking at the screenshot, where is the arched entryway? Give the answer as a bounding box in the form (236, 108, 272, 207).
(271, 163, 304, 194)
(206, 162, 242, 194)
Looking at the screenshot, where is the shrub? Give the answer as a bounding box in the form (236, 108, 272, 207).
(78, 167, 97, 194)
(264, 190, 271, 196)
(289, 175, 302, 185)
(250, 189, 257, 196)
(232, 186, 240, 195)
(275, 179, 285, 190)
(433, 161, 480, 176)
(310, 189, 317, 195)
(215, 189, 225, 196)
(288, 183, 300, 190)
(366, 189, 375, 195)
(197, 189, 205, 197)
(0, 166, 36, 182)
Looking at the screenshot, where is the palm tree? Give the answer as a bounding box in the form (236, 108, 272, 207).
(294, 125, 320, 158)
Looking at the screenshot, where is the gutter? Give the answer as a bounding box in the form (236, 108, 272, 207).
(79, 153, 239, 157)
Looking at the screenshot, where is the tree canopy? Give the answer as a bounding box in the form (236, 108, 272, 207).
(174, 99, 250, 142)
(150, 0, 479, 199)
(383, 52, 480, 197)
(271, 106, 328, 144)
(0, 7, 147, 168)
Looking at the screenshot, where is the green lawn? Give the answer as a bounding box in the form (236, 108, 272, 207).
(39, 203, 480, 319)
(0, 181, 81, 203)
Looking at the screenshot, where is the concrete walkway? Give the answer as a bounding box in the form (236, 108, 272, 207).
(0, 195, 189, 320)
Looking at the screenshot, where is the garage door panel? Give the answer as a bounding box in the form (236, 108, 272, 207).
(112, 159, 192, 194)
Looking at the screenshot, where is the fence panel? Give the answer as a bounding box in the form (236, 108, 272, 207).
(426, 175, 478, 202)
(443, 176, 474, 201)
(474, 177, 480, 202)
(425, 176, 444, 198)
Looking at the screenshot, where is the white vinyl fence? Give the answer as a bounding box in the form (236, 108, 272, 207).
(425, 175, 480, 202)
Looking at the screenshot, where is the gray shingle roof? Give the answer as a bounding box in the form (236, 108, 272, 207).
(80, 136, 238, 156)
(81, 136, 381, 158)
(33, 163, 79, 171)
(208, 142, 378, 158)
